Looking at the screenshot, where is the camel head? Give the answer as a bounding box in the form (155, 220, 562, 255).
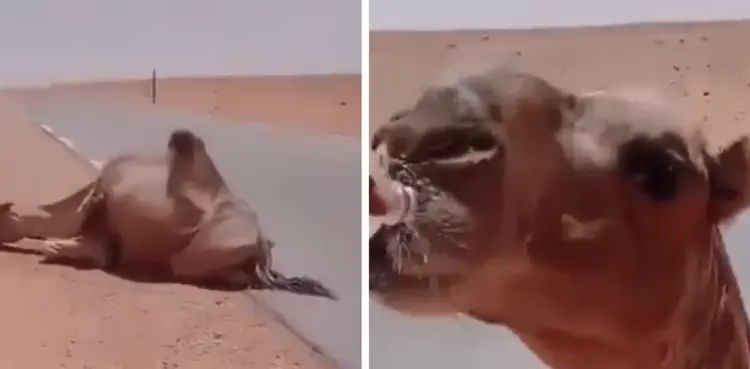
(369, 69, 750, 367)
(369, 70, 552, 315)
(168, 129, 226, 189)
(167, 129, 228, 211)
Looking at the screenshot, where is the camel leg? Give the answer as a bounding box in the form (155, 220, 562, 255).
(169, 242, 255, 289)
(40, 236, 109, 268)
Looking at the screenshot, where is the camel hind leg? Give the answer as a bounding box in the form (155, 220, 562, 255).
(19, 180, 104, 240)
(40, 236, 111, 269)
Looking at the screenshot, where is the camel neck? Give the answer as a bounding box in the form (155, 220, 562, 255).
(516, 229, 750, 369)
(662, 229, 750, 369)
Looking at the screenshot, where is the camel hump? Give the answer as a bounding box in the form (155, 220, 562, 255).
(168, 129, 204, 160)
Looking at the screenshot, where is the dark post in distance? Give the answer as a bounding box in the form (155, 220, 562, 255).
(151, 68, 157, 104)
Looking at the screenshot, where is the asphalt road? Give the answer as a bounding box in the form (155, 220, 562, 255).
(26, 100, 361, 369)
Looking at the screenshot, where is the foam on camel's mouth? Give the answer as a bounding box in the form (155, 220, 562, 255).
(369, 223, 434, 292)
(369, 145, 484, 293)
(368, 186, 468, 292)
(372, 183, 416, 226)
(370, 171, 421, 291)
(369, 155, 420, 226)
(369, 222, 468, 297)
(368, 176, 433, 292)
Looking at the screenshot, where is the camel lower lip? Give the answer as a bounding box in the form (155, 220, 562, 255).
(369, 176, 388, 216)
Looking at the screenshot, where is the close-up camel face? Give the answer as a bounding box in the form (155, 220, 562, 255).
(370, 69, 750, 367)
(369, 70, 574, 314)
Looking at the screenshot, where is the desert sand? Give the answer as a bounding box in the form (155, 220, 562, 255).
(0, 73, 358, 368)
(370, 20, 750, 147)
(369, 20, 750, 369)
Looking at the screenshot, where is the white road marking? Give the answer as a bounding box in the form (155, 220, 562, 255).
(58, 136, 75, 149)
(27, 117, 104, 171)
(89, 160, 104, 169)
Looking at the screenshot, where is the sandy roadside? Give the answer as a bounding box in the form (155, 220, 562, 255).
(0, 74, 359, 368)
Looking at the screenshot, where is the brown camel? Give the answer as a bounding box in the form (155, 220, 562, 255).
(370, 69, 750, 368)
(0, 129, 336, 300)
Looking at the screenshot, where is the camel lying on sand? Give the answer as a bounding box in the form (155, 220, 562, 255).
(370, 69, 750, 368)
(0, 129, 336, 300)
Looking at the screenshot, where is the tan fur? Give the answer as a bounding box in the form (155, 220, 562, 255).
(370, 69, 750, 368)
(0, 182, 100, 243)
(1, 129, 335, 299)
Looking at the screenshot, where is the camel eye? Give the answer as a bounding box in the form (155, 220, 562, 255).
(424, 131, 469, 159)
(618, 137, 685, 202)
(466, 130, 497, 152)
(429, 140, 467, 159)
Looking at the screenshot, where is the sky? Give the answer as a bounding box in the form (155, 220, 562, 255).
(370, 0, 750, 30)
(0, 0, 361, 85)
(3, 0, 747, 84)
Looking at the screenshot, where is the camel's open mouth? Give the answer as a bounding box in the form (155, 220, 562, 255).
(369, 159, 475, 295)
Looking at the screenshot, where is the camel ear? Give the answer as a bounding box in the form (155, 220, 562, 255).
(708, 137, 750, 222)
